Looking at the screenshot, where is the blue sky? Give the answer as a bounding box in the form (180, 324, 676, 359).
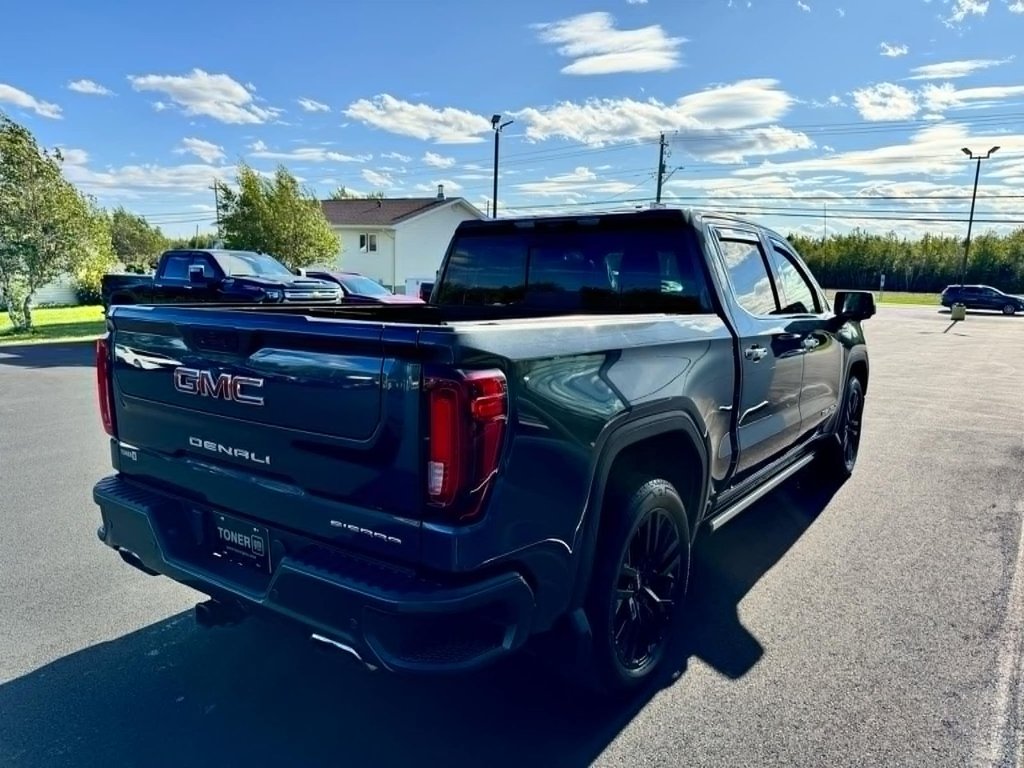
(2, 0, 1024, 239)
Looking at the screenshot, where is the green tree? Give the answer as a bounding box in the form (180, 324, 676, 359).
(167, 232, 218, 250)
(789, 227, 1024, 294)
(218, 163, 340, 269)
(110, 206, 168, 273)
(72, 203, 117, 302)
(328, 186, 385, 200)
(0, 113, 114, 329)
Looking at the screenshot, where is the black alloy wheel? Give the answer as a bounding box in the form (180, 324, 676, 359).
(611, 507, 684, 673)
(582, 477, 691, 696)
(839, 377, 865, 474)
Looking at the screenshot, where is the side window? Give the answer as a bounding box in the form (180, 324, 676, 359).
(161, 255, 191, 281)
(768, 244, 821, 314)
(716, 235, 779, 316)
(192, 256, 218, 279)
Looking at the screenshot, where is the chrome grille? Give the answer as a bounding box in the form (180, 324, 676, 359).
(283, 288, 340, 303)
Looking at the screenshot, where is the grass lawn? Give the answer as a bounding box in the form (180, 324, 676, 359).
(825, 289, 940, 306)
(0, 305, 106, 345)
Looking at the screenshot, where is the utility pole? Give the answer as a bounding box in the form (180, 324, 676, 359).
(823, 202, 827, 242)
(210, 180, 222, 236)
(958, 145, 1000, 289)
(491, 114, 513, 219)
(655, 133, 667, 204)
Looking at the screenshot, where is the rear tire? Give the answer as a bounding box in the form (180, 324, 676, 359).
(817, 374, 865, 482)
(581, 477, 691, 697)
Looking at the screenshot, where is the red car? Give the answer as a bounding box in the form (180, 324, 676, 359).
(303, 271, 425, 305)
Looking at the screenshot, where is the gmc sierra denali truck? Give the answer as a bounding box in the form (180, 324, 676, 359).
(92, 208, 875, 695)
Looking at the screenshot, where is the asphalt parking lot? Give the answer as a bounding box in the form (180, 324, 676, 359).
(0, 306, 1021, 768)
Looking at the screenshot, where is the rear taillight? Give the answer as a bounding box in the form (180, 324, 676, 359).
(425, 369, 508, 521)
(95, 337, 117, 437)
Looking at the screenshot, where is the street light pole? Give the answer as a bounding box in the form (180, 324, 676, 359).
(958, 145, 1000, 289)
(491, 114, 513, 219)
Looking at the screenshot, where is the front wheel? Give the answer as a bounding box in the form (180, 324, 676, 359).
(1002, 303, 1017, 316)
(818, 375, 865, 482)
(582, 477, 691, 697)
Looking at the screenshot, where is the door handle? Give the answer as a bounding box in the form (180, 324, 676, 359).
(744, 345, 768, 362)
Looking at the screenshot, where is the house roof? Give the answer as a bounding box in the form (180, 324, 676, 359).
(320, 197, 476, 227)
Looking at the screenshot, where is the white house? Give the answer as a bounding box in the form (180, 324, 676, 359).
(318, 187, 487, 292)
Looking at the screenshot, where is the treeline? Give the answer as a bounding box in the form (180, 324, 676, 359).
(1, 111, 341, 329)
(789, 228, 1024, 294)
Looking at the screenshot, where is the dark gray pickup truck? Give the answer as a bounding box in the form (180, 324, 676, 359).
(92, 208, 874, 695)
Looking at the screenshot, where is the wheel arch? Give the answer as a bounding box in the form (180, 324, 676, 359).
(846, 348, 870, 395)
(568, 406, 711, 611)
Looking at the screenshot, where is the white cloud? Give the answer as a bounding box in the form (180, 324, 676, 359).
(250, 144, 372, 163)
(837, 7, 846, 16)
(515, 166, 645, 197)
(175, 137, 225, 164)
(920, 81, 1024, 111)
(1010, 0, 1024, 12)
(362, 168, 398, 188)
(851, 82, 919, 120)
(382, 151, 412, 162)
(626, 0, 648, 4)
(797, 1, 811, 11)
(532, 11, 685, 75)
(297, 97, 330, 112)
(128, 69, 280, 124)
(63, 160, 235, 198)
(67, 79, 114, 96)
(0, 83, 62, 119)
(343, 94, 492, 144)
(879, 42, 909, 57)
(733, 122, 1012, 179)
(55, 147, 90, 166)
(515, 79, 804, 161)
(908, 57, 1013, 79)
(423, 151, 456, 168)
(943, 0, 989, 25)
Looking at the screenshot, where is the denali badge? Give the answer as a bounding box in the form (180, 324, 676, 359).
(189, 436, 270, 466)
(174, 367, 265, 406)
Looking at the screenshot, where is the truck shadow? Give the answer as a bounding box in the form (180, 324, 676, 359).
(0, 469, 839, 768)
(0, 340, 97, 369)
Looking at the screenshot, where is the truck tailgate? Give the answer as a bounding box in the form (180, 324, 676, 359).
(106, 305, 433, 563)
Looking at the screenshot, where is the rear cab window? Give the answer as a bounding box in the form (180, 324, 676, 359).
(434, 216, 714, 315)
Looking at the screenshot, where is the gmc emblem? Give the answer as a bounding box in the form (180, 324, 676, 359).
(173, 367, 265, 406)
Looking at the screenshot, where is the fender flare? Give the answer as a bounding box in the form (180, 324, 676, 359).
(845, 347, 870, 392)
(567, 405, 711, 610)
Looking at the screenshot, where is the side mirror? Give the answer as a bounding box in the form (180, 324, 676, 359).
(834, 290, 876, 321)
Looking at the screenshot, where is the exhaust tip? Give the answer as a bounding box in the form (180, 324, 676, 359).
(311, 633, 378, 672)
(194, 599, 246, 629)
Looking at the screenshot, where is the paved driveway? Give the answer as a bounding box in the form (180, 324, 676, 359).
(0, 308, 1021, 767)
